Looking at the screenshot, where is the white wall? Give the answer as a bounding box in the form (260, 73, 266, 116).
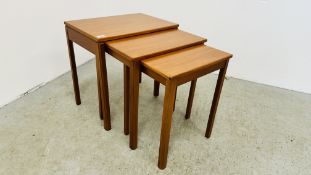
(1, 0, 310, 107)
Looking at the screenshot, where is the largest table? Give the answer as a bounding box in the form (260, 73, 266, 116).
(64, 13, 178, 134)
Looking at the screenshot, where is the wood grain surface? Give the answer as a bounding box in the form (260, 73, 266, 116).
(106, 29, 207, 61)
(65, 13, 178, 42)
(142, 45, 232, 79)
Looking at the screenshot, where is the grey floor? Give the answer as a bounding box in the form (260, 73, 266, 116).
(1, 56, 311, 175)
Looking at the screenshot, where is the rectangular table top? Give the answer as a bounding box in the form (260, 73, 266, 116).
(142, 45, 232, 79)
(106, 29, 207, 61)
(65, 13, 178, 42)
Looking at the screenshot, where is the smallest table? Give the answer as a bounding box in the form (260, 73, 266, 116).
(142, 44, 233, 169)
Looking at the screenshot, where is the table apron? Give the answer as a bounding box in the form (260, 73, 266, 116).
(66, 26, 97, 54)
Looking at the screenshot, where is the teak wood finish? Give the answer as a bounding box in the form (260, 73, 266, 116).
(65, 13, 232, 170)
(65, 13, 179, 43)
(105, 30, 207, 149)
(64, 13, 179, 131)
(185, 79, 197, 119)
(106, 29, 207, 62)
(141, 45, 232, 169)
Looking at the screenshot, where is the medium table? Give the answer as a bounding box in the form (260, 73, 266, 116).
(105, 29, 206, 149)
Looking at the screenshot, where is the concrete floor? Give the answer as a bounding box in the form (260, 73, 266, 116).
(1, 57, 311, 175)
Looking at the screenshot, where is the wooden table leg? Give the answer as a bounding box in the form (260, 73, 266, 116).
(129, 62, 140, 149)
(153, 80, 177, 112)
(205, 61, 228, 138)
(185, 79, 197, 119)
(95, 44, 111, 130)
(173, 87, 177, 111)
(153, 80, 160, 96)
(97, 69, 103, 120)
(158, 80, 177, 169)
(65, 34, 81, 105)
(124, 65, 130, 135)
(154, 80, 177, 111)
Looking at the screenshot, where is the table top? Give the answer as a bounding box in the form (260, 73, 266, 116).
(106, 29, 207, 61)
(65, 13, 178, 42)
(142, 45, 232, 79)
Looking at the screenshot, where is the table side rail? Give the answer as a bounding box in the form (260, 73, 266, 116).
(66, 26, 97, 54)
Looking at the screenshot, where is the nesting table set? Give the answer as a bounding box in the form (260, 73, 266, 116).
(64, 13, 232, 169)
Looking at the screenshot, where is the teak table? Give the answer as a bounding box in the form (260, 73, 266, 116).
(64, 13, 178, 131)
(141, 45, 232, 168)
(106, 29, 206, 149)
